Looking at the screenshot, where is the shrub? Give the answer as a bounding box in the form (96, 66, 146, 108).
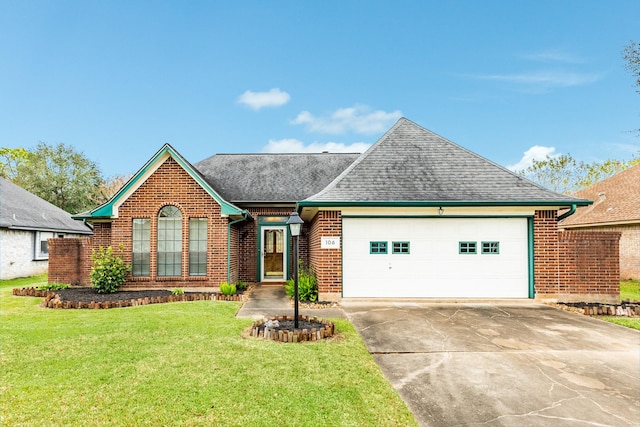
(171, 288, 185, 295)
(220, 282, 236, 296)
(235, 281, 248, 292)
(37, 283, 70, 291)
(90, 245, 131, 294)
(285, 263, 318, 303)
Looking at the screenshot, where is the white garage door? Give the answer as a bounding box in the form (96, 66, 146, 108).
(342, 217, 529, 298)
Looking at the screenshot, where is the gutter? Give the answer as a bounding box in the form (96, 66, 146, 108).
(227, 210, 251, 283)
(557, 204, 577, 222)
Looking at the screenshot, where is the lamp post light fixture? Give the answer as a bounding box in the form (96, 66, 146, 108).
(286, 211, 304, 328)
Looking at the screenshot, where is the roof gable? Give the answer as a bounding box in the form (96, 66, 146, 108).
(84, 144, 243, 219)
(561, 164, 640, 227)
(302, 118, 591, 207)
(194, 153, 360, 203)
(0, 178, 92, 234)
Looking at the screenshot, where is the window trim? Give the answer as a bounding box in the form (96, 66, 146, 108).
(459, 241, 477, 254)
(481, 241, 500, 254)
(188, 218, 207, 276)
(157, 205, 183, 277)
(370, 241, 388, 254)
(132, 218, 151, 277)
(34, 231, 54, 260)
(392, 241, 410, 254)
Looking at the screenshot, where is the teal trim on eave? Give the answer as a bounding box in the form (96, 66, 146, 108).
(86, 144, 243, 219)
(298, 199, 592, 208)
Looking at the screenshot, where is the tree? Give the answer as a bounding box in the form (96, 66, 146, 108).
(518, 153, 640, 195)
(623, 40, 640, 93)
(0, 147, 29, 179)
(11, 142, 106, 213)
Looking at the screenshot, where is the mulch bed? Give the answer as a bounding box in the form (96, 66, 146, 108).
(12, 287, 244, 309)
(249, 316, 335, 343)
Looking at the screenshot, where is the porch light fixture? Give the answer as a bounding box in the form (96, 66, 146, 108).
(286, 211, 304, 328)
(438, 207, 444, 216)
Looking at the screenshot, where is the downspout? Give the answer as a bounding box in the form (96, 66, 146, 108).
(227, 210, 250, 283)
(557, 204, 577, 222)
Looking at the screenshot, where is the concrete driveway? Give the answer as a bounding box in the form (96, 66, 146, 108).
(342, 301, 640, 427)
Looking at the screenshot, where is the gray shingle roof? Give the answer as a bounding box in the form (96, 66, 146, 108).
(304, 118, 590, 205)
(0, 178, 93, 234)
(194, 153, 361, 203)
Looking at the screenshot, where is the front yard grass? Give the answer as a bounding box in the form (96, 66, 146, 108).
(600, 279, 640, 331)
(0, 277, 416, 427)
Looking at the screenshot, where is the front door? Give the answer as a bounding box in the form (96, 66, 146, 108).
(261, 226, 287, 281)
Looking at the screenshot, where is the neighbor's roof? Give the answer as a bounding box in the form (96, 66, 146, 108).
(301, 118, 591, 207)
(0, 178, 93, 234)
(560, 164, 640, 227)
(194, 153, 361, 203)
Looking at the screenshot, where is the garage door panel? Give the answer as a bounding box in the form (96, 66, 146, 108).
(342, 217, 529, 298)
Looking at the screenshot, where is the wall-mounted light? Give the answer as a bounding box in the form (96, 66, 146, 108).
(438, 207, 444, 216)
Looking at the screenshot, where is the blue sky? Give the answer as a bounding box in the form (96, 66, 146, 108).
(1, 0, 638, 178)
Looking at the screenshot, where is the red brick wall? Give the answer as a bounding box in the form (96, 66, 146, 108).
(534, 210, 621, 303)
(48, 237, 92, 286)
(110, 157, 229, 288)
(308, 210, 342, 298)
(533, 210, 560, 295)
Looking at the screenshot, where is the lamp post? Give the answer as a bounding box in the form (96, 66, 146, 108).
(286, 211, 304, 328)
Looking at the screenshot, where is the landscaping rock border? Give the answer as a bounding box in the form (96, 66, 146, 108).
(250, 316, 335, 343)
(550, 301, 640, 317)
(12, 287, 244, 309)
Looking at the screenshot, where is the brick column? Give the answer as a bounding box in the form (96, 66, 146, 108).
(309, 210, 342, 301)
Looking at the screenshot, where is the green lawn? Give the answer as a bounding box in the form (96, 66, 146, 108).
(620, 279, 640, 302)
(599, 279, 640, 330)
(0, 277, 416, 427)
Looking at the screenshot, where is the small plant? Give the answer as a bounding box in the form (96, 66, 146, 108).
(171, 288, 185, 295)
(220, 282, 236, 296)
(37, 283, 70, 291)
(235, 281, 248, 292)
(285, 262, 318, 303)
(90, 245, 131, 294)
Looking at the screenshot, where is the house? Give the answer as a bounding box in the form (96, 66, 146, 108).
(559, 164, 640, 280)
(64, 118, 619, 302)
(0, 177, 93, 280)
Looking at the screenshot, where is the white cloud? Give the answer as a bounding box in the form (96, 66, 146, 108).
(507, 145, 559, 171)
(262, 138, 370, 153)
(237, 88, 290, 110)
(477, 71, 601, 89)
(519, 49, 585, 64)
(291, 105, 402, 134)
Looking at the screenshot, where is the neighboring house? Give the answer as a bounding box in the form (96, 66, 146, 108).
(0, 178, 93, 280)
(69, 118, 604, 301)
(559, 164, 640, 280)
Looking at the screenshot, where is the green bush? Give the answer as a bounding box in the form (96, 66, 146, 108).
(220, 282, 236, 296)
(235, 281, 248, 292)
(90, 245, 131, 294)
(37, 283, 69, 291)
(171, 288, 185, 295)
(285, 263, 318, 302)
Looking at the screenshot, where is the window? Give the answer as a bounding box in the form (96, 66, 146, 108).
(392, 241, 410, 254)
(370, 241, 388, 254)
(157, 206, 182, 276)
(481, 241, 500, 254)
(34, 231, 54, 260)
(132, 219, 150, 276)
(459, 241, 477, 254)
(189, 218, 207, 276)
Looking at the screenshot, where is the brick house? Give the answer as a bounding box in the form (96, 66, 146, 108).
(62, 118, 621, 302)
(560, 164, 640, 280)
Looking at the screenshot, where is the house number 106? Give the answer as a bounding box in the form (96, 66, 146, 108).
(321, 237, 340, 249)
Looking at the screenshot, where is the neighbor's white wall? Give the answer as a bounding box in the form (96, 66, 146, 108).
(0, 229, 47, 280)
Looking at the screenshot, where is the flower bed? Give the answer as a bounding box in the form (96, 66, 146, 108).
(249, 316, 335, 343)
(12, 287, 244, 309)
